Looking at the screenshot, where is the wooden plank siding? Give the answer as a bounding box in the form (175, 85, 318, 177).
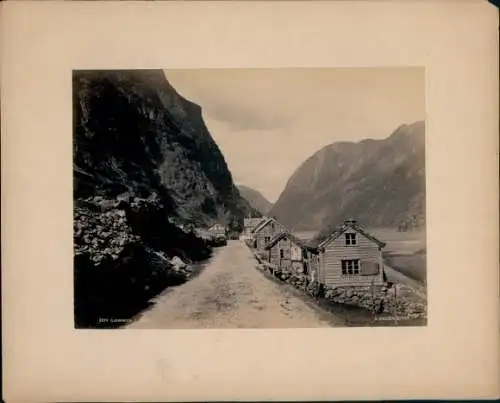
(242, 218, 265, 237)
(319, 230, 384, 287)
(267, 233, 315, 278)
(268, 236, 294, 270)
(254, 220, 286, 253)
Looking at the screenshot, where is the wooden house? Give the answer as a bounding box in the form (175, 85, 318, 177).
(242, 217, 266, 238)
(195, 228, 212, 241)
(251, 217, 286, 255)
(264, 231, 318, 276)
(316, 219, 386, 287)
(208, 223, 227, 238)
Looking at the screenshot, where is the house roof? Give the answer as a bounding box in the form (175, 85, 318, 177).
(208, 223, 225, 230)
(251, 217, 277, 234)
(244, 217, 266, 228)
(317, 221, 386, 249)
(264, 230, 317, 251)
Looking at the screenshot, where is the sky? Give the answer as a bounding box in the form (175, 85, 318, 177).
(165, 68, 425, 203)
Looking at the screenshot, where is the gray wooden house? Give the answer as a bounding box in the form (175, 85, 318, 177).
(208, 223, 227, 238)
(251, 217, 286, 255)
(316, 219, 386, 287)
(264, 231, 317, 275)
(242, 217, 266, 238)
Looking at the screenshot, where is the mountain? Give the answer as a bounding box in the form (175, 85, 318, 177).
(269, 121, 425, 237)
(73, 69, 255, 327)
(74, 69, 255, 230)
(237, 185, 273, 215)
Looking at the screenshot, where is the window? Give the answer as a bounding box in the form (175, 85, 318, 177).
(345, 233, 357, 245)
(280, 249, 284, 259)
(264, 236, 270, 243)
(341, 259, 360, 275)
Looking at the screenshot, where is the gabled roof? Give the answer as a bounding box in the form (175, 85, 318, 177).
(264, 230, 317, 251)
(251, 217, 278, 234)
(317, 221, 386, 249)
(244, 217, 266, 228)
(208, 223, 225, 230)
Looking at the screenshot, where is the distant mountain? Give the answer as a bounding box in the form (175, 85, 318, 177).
(237, 185, 273, 215)
(269, 121, 426, 238)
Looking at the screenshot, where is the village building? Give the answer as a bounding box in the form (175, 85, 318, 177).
(251, 217, 286, 254)
(242, 217, 266, 239)
(194, 228, 212, 241)
(316, 218, 386, 287)
(264, 231, 318, 276)
(207, 223, 227, 238)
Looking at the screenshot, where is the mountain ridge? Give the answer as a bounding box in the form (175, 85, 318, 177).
(74, 69, 255, 229)
(237, 184, 274, 215)
(269, 121, 426, 235)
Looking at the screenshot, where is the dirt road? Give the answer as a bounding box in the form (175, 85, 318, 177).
(128, 240, 341, 328)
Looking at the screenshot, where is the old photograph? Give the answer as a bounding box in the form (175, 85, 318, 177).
(73, 68, 427, 329)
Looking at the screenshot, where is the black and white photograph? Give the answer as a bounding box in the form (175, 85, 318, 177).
(73, 68, 427, 329)
(5, 0, 498, 399)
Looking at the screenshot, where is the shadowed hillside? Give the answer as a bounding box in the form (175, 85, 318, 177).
(73, 69, 255, 327)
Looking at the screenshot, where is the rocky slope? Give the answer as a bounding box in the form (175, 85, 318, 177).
(73, 69, 254, 327)
(237, 185, 273, 215)
(74, 69, 254, 229)
(269, 121, 426, 236)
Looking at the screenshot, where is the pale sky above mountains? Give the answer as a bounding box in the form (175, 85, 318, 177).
(165, 68, 425, 202)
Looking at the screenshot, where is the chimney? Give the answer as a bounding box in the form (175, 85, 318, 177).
(344, 218, 357, 226)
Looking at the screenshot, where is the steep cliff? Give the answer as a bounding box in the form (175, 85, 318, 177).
(269, 121, 426, 235)
(74, 69, 253, 229)
(73, 70, 253, 327)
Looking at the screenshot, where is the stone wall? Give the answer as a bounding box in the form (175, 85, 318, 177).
(322, 284, 426, 317)
(252, 246, 426, 319)
(274, 267, 309, 291)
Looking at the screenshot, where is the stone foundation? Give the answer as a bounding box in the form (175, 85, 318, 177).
(272, 266, 426, 319)
(323, 284, 427, 318)
(248, 244, 427, 320)
(268, 266, 310, 291)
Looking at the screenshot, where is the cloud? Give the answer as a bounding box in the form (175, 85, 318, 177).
(165, 68, 426, 202)
(165, 69, 298, 131)
(200, 94, 296, 131)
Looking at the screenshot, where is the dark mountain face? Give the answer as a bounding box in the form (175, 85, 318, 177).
(269, 121, 426, 235)
(237, 185, 273, 215)
(73, 69, 255, 327)
(74, 69, 253, 229)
